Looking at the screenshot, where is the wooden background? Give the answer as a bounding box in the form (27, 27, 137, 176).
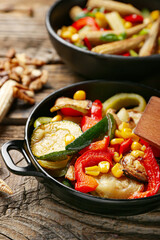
(0, 1, 160, 239)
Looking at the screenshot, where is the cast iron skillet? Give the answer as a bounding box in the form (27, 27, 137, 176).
(46, 0, 160, 80)
(1, 80, 160, 216)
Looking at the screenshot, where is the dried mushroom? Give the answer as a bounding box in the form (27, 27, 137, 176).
(0, 48, 48, 122)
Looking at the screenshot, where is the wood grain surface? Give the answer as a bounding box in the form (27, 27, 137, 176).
(0, 1, 160, 240)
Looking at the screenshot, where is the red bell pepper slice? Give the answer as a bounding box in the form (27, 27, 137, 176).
(81, 99, 103, 131)
(81, 116, 99, 132)
(129, 146, 160, 199)
(124, 14, 143, 24)
(60, 108, 82, 116)
(150, 145, 160, 158)
(122, 52, 130, 57)
(119, 138, 133, 155)
(79, 136, 110, 155)
(84, 37, 92, 50)
(91, 99, 103, 121)
(72, 17, 100, 31)
(140, 139, 160, 158)
(75, 150, 113, 193)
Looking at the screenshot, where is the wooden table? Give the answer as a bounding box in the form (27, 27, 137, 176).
(0, 1, 160, 239)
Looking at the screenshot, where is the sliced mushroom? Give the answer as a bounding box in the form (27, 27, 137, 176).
(127, 110, 142, 125)
(65, 165, 75, 181)
(121, 154, 148, 183)
(50, 97, 92, 115)
(127, 117, 136, 129)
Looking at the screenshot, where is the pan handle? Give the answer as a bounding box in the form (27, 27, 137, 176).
(1, 140, 46, 178)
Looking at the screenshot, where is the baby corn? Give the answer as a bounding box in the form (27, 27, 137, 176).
(0, 80, 17, 122)
(105, 11, 125, 31)
(92, 35, 147, 55)
(139, 17, 160, 56)
(87, 0, 141, 16)
(70, 6, 83, 21)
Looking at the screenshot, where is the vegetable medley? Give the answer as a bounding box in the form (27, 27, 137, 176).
(31, 90, 160, 199)
(57, 0, 160, 56)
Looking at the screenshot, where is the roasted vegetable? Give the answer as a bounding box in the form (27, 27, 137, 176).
(66, 116, 108, 151)
(91, 35, 147, 54)
(93, 173, 144, 199)
(31, 120, 82, 167)
(50, 97, 92, 115)
(58, 0, 159, 56)
(121, 153, 148, 183)
(34, 117, 52, 128)
(103, 93, 146, 114)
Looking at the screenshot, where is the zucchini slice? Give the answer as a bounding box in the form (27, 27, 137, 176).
(31, 120, 82, 160)
(33, 117, 52, 128)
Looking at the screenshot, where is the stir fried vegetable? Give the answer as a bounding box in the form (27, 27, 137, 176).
(30, 89, 160, 199)
(57, 0, 160, 56)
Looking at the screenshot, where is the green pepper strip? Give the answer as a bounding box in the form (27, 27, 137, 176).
(66, 116, 108, 151)
(100, 32, 126, 42)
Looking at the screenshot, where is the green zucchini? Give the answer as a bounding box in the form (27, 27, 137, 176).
(33, 117, 52, 128)
(31, 120, 82, 161)
(66, 116, 108, 151)
(107, 113, 116, 140)
(37, 150, 76, 161)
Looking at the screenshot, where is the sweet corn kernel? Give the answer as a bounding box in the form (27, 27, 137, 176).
(131, 142, 142, 151)
(115, 129, 123, 138)
(131, 150, 145, 158)
(111, 163, 123, 178)
(85, 166, 100, 176)
(73, 90, 86, 100)
(67, 26, 77, 34)
(61, 31, 73, 39)
(95, 12, 107, 28)
(121, 128, 132, 139)
(151, 10, 160, 21)
(113, 152, 123, 163)
(110, 138, 124, 145)
(131, 133, 139, 142)
(51, 114, 62, 122)
(118, 122, 130, 131)
(65, 134, 75, 145)
(61, 26, 68, 32)
(147, 23, 153, 29)
(141, 145, 146, 151)
(71, 33, 80, 43)
(98, 161, 110, 173)
(124, 21, 133, 29)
